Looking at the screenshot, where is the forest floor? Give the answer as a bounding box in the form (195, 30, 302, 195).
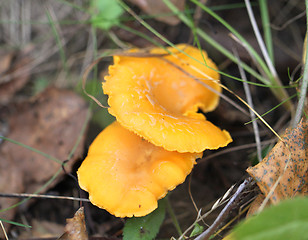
(0, 0, 306, 239)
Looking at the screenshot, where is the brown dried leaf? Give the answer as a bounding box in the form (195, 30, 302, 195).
(58, 207, 88, 240)
(18, 220, 65, 239)
(0, 49, 32, 104)
(0, 49, 14, 76)
(247, 120, 308, 204)
(0, 87, 88, 232)
(127, 0, 185, 25)
(246, 194, 268, 217)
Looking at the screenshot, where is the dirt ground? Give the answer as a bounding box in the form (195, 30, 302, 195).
(0, 0, 306, 239)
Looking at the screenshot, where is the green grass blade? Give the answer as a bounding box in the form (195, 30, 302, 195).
(245, 93, 298, 125)
(118, 0, 276, 88)
(45, 7, 68, 72)
(0, 136, 62, 164)
(259, 0, 274, 64)
(189, 0, 272, 81)
(292, 0, 308, 127)
(162, 0, 269, 85)
(0, 218, 31, 228)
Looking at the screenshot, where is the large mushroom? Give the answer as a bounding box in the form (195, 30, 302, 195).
(78, 44, 233, 218)
(103, 44, 232, 153)
(77, 121, 201, 217)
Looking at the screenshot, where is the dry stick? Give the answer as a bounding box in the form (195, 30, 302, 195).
(234, 47, 262, 162)
(271, 11, 306, 31)
(0, 220, 9, 240)
(194, 178, 252, 240)
(0, 193, 90, 202)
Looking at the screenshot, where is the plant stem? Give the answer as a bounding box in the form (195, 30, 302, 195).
(163, 0, 294, 112)
(165, 197, 183, 236)
(235, 48, 262, 162)
(259, 0, 274, 63)
(292, 0, 308, 127)
(245, 0, 294, 113)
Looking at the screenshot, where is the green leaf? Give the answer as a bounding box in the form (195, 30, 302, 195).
(32, 77, 49, 95)
(190, 223, 204, 237)
(90, 0, 124, 30)
(123, 199, 166, 240)
(228, 197, 308, 240)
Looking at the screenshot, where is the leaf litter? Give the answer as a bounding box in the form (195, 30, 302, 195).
(0, 47, 32, 105)
(247, 119, 308, 206)
(58, 207, 88, 240)
(0, 87, 88, 234)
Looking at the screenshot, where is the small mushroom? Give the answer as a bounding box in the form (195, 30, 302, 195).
(77, 121, 201, 217)
(103, 44, 232, 153)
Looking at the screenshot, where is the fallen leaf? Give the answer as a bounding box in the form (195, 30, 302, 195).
(58, 207, 88, 240)
(18, 220, 65, 239)
(246, 194, 267, 217)
(0, 87, 89, 234)
(0, 48, 32, 105)
(246, 120, 308, 204)
(0, 49, 14, 76)
(127, 0, 185, 25)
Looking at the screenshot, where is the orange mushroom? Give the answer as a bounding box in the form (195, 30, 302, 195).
(77, 121, 201, 217)
(103, 44, 232, 153)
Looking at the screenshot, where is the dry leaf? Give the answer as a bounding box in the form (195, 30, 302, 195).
(18, 220, 65, 239)
(58, 207, 88, 240)
(0, 87, 88, 233)
(246, 194, 268, 217)
(247, 120, 308, 204)
(0, 49, 14, 76)
(127, 0, 185, 25)
(0, 48, 32, 104)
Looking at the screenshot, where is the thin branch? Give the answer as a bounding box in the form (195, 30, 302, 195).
(0, 220, 9, 240)
(0, 193, 90, 202)
(194, 178, 252, 240)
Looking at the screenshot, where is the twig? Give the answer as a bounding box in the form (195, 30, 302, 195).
(194, 178, 252, 240)
(271, 11, 306, 31)
(0, 193, 90, 202)
(0, 220, 9, 240)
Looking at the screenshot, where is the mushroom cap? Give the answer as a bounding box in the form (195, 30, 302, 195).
(103, 44, 232, 153)
(77, 121, 201, 217)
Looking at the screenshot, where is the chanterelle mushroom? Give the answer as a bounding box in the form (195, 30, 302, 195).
(77, 121, 201, 217)
(103, 44, 232, 153)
